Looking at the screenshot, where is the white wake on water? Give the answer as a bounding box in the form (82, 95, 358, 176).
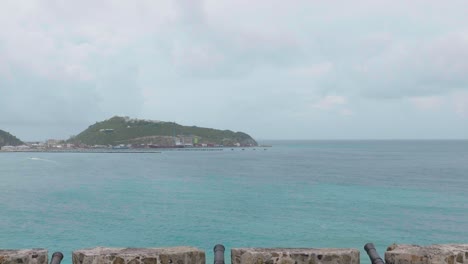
(28, 157, 57, 163)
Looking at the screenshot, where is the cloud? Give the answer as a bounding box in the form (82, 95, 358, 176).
(1, 0, 468, 139)
(171, 42, 225, 76)
(353, 31, 468, 98)
(406, 92, 468, 118)
(289, 62, 334, 78)
(0, 71, 101, 126)
(453, 92, 468, 118)
(409, 96, 445, 111)
(0, 0, 182, 80)
(309, 95, 353, 117)
(312, 95, 348, 110)
(340, 109, 354, 116)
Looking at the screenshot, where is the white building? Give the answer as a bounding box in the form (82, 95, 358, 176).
(1, 146, 16, 151)
(1, 145, 30, 151)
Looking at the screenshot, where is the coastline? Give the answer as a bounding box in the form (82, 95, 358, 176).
(0, 147, 272, 153)
(0, 145, 271, 153)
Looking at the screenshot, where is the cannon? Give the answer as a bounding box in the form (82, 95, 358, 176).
(50, 252, 64, 264)
(364, 243, 385, 264)
(213, 244, 225, 264)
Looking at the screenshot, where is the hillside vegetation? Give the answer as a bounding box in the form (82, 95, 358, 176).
(0, 129, 23, 147)
(70, 116, 257, 146)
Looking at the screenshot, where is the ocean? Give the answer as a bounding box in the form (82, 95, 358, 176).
(1, 140, 467, 264)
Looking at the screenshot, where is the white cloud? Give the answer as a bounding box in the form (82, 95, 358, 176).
(0, 0, 180, 81)
(409, 96, 445, 111)
(355, 31, 468, 98)
(407, 92, 468, 118)
(453, 92, 468, 118)
(172, 43, 224, 70)
(340, 109, 354, 116)
(289, 62, 333, 77)
(312, 95, 348, 110)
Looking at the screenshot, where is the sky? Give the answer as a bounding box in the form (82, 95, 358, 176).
(1, 0, 468, 141)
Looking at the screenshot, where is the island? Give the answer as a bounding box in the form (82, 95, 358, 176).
(69, 116, 258, 148)
(1, 116, 260, 152)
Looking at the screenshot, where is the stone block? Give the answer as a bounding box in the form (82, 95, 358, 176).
(72, 247, 205, 264)
(0, 249, 48, 264)
(385, 244, 468, 264)
(231, 248, 359, 264)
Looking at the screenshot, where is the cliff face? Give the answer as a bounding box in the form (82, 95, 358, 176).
(0, 129, 23, 147)
(70, 116, 258, 146)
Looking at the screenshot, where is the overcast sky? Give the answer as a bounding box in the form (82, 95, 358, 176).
(1, 0, 468, 141)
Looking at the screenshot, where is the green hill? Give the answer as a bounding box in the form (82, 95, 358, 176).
(70, 116, 258, 147)
(0, 129, 23, 147)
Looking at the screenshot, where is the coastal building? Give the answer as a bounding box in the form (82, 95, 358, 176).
(92, 145, 109, 149)
(182, 136, 193, 147)
(46, 139, 61, 148)
(26, 142, 45, 150)
(1, 145, 30, 151)
(1, 146, 15, 151)
(174, 137, 182, 146)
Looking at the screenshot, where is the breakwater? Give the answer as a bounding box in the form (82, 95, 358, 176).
(2, 244, 468, 264)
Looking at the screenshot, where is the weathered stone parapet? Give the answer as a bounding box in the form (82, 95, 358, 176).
(0, 249, 48, 264)
(72, 247, 205, 264)
(385, 244, 468, 264)
(231, 248, 359, 264)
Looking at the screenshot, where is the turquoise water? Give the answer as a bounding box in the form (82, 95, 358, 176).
(1, 141, 467, 264)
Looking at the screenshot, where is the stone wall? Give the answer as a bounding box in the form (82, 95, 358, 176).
(3, 244, 468, 264)
(72, 247, 205, 264)
(385, 244, 468, 264)
(231, 248, 359, 264)
(0, 249, 48, 264)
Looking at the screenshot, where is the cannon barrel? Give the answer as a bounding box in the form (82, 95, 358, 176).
(213, 244, 225, 264)
(50, 252, 64, 264)
(364, 243, 385, 264)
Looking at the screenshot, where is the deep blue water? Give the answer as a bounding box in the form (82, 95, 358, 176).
(1, 140, 467, 264)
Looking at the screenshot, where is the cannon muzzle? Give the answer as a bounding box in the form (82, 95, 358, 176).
(50, 252, 64, 264)
(213, 244, 225, 264)
(364, 243, 385, 264)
